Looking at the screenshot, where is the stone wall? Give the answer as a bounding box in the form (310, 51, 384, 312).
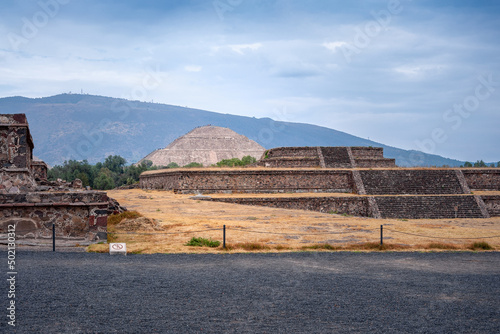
(32, 161, 48, 180)
(265, 147, 318, 159)
(350, 147, 384, 158)
(482, 195, 500, 216)
(321, 147, 351, 168)
(462, 169, 500, 191)
(374, 195, 485, 219)
(0, 113, 110, 244)
(258, 146, 396, 168)
(354, 158, 396, 168)
(0, 191, 108, 241)
(204, 196, 371, 217)
(258, 157, 320, 168)
(0, 170, 37, 194)
(141, 169, 354, 194)
(0, 114, 34, 170)
(360, 170, 464, 195)
(205, 194, 495, 219)
(140, 167, 500, 219)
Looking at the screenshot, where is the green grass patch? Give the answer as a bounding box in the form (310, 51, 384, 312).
(185, 237, 221, 248)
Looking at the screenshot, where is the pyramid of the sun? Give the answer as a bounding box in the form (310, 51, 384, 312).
(139, 126, 265, 167)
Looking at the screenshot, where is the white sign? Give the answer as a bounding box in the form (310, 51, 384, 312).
(109, 243, 127, 255)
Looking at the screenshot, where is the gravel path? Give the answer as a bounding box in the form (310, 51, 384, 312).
(2, 251, 500, 333)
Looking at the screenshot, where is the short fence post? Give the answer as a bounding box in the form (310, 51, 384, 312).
(52, 223, 56, 252)
(380, 225, 383, 246)
(223, 225, 226, 249)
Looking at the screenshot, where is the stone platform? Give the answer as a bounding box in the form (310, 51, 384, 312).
(140, 166, 500, 219)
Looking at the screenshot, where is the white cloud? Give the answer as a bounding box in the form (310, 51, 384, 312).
(322, 41, 348, 52)
(184, 65, 202, 72)
(228, 43, 263, 55)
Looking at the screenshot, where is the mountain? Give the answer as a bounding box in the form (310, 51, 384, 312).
(0, 94, 466, 167)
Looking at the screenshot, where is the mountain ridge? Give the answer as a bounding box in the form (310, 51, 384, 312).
(0, 93, 467, 167)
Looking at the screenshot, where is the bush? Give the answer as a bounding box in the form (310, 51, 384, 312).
(183, 162, 203, 168)
(185, 237, 220, 247)
(469, 241, 493, 250)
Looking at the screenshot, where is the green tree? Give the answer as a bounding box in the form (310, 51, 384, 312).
(241, 155, 257, 165)
(166, 162, 179, 168)
(474, 160, 487, 168)
(93, 168, 115, 190)
(463, 161, 473, 167)
(184, 162, 203, 168)
(104, 155, 127, 174)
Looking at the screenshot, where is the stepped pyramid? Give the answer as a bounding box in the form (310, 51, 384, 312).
(139, 126, 265, 167)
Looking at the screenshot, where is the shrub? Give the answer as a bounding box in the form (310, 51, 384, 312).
(426, 243, 458, 250)
(469, 241, 493, 250)
(185, 237, 220, 248)
(302, 244, 340, 250)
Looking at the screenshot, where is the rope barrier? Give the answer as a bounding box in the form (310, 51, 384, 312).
(229, 226, 372, 236)
(384, 228, 500, 240)
(1, 226, 499, 240)
(111, 228, 222, 235)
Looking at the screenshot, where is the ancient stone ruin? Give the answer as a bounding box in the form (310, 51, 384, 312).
(0, 114, 109, 245)
(140, 145, 500, 219)
(138, 125, 265, 167)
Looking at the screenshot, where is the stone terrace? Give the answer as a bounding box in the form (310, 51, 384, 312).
(359, 170, 466, 195)
(258, 146, 396, 168)
(140, 145, 500, 219)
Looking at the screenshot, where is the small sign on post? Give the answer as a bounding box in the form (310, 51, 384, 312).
(109, 243, 127, 255)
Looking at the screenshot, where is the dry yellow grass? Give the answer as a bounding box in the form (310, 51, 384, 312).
(87, 189, 500, 254)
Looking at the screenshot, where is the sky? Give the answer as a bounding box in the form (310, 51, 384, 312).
(0, 0, 499, 162)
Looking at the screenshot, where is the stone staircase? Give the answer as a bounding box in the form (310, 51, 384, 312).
(375, 195, 485, 219)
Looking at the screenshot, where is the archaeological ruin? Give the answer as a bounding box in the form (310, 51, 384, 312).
(140, 146, 500, 219)
(0, 114, 109, 245)
(138, 125, 265, 167)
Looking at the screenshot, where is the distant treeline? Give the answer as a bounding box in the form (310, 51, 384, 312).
(461, 160, 499, 168)
(47, 155, 257, 190)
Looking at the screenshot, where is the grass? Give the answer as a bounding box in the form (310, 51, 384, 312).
(469, 241, 494, 250)
(223, 242, 271, 251)
(302, 244, 341, 251)
(185, 237, 221, 248)
(107, 211, 143, 227)
(425, 242, 458, 250)
(91, 189, 500, 254)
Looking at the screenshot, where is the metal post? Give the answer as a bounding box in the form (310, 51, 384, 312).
(380, 225, 383, 246)
(52, 223, 55, 252)
(223, 225, 226, 249)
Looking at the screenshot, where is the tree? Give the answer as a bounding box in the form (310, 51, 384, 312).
(463, 161, 473, 167)
(474, 160, 486, 168)
(103, 155, 127, 174)
(184, 162, 203, 168)
(166, 162, 179, 168)
(93, 168, 115, 190)
(241, 155, 257, 165)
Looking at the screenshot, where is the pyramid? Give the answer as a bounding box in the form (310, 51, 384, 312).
(139, 126, 265, 167)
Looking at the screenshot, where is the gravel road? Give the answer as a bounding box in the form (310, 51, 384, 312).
(2, 250, 499, 333)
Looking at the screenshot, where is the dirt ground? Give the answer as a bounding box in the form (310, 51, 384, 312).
(87, 189, 500, 254)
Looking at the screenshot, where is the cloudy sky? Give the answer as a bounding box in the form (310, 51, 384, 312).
(1, 0, 499, 162)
